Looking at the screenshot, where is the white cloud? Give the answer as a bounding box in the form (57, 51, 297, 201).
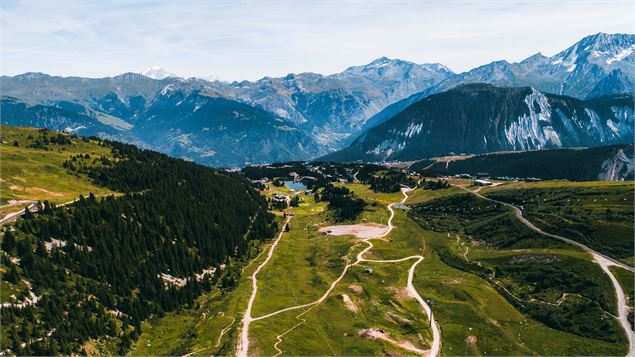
(0, 0, 633, 81)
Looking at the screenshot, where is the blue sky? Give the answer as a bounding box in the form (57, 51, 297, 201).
(1, 0, 633, 81)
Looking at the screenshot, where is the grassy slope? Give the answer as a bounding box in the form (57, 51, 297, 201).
(1, 127, 118, 350)
(482, 181, 634, 265)
(248, 186, 432, 356)
(609, 266, 634, 326)
(0, 126, 114, 205)
(130, 181, 629, 356)
(406, 187, 627, 355)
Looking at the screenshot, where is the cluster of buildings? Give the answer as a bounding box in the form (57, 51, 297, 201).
(452, 173, 542, 186)
(273, 194, 287, 202)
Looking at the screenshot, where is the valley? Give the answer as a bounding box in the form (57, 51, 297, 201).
(127, 165, 633, 356)
(1, 22, 634, 357)
(0, 127, 633, 355)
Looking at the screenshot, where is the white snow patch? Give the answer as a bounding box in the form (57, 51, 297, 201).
(403, 122, 423, 138)
(64, 126, 85, 133)
(160, 84, 174, 96)
(606, 45, 635, 64)
(368, 138, 407, 159)
(505, 88, 561, 150)
(584, 108, 606, 143)
(275, 108, 290, 118)
(606, 119, 620, 136)
(141, 66, 178, 80)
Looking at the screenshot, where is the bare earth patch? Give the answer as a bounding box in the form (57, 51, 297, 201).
(447, 278, 464, 285)
(26, 187, 63, 197)
(388, 287, 412, 303)
(341, 294, 358, 313)
(359, 328, 428, 356)
(386, 312, 411, 326)
(319, 223, 388, 239)
(347, 284, 364, 295)
(488, 318, 500, 327)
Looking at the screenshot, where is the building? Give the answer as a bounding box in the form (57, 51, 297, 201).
(474, 179, 493, 186)
(454, 174, 472, 179)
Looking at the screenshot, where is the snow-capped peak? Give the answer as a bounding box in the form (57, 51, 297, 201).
(140, 66, 178, 80)
(550, 33, 635, 67)
(368, 56, 393, 67)
(197, 74, 222, 82)
(422, 63, 454, 74)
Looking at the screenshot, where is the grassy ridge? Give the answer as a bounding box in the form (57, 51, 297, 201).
(0, 126, 114, 205)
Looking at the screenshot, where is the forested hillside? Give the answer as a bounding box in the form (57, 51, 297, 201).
(0, 128, 277, 355)
(411, 144, 634, 181)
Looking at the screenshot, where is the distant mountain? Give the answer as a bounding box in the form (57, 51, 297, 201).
(208, 57, 453, 147)
(345, 33, 635, 132)
(140, 66, 178, 80)
(587, 69, 634, 99)
(133, 89, 325, 166)
(1, 33, 632, 166)
(322, 84, 634, 162)
(425, 33, 634, 99)
(411, 144, 634, 181)
(0, 58, 453, 165)
(0, 90, 324, 167)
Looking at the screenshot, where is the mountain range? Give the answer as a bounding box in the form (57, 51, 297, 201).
(323, 84, 634, 162)
(1, 32, 633, 166)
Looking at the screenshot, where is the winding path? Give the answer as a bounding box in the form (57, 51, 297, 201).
(237, 187, 441, 356)
(0, 201, 37, 225)
(462, 187, 634, 356)
(236, 216, 292, 357)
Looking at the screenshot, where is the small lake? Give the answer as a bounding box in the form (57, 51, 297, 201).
(284, 180, 307, 190)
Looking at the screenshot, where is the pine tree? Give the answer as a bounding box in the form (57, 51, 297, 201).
(6, 265, 20, 284)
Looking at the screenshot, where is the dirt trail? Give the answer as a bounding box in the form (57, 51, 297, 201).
(353, 170, 360, 182)
(0, 201, 37, 225)
(0, 196, 99, 226)
(462, 187, 634, 356)
(240, 187, 441, 356)
(216, 317, 235, 347)
(236, 216, 292, 357)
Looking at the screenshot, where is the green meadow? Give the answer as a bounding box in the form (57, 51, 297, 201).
(130, 180, 631, 356)
(0, 126, 114, 205)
